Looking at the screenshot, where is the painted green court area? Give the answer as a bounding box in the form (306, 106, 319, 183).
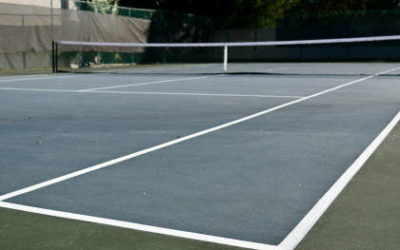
(1, 124, 398, 250)
(297, 123, 400, 250)
(0, 208, 243, 250)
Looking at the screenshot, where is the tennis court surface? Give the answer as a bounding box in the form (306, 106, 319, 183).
(1, 62, 399, 250)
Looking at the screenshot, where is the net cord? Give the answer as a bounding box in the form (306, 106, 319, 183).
(55, 35, 400, 48)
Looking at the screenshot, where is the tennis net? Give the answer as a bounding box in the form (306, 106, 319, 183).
(52, 35, 400, 76)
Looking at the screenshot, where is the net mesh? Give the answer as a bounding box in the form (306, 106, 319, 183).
(53, 35, 400, 76)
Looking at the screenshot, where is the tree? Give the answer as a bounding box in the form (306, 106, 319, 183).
(85, 0, 400, 28)
(118, 0, 400, 16)
(84, 0, 120, 14)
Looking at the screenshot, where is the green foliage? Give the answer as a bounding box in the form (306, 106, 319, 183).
(117, 0, 400, 28)
(81, 0, 120, 14)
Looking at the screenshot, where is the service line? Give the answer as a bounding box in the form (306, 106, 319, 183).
(0, 87, 302, 99)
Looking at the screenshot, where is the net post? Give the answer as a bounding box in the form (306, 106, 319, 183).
(223, 45, 228, 72)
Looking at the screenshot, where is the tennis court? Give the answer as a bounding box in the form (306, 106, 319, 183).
(1, 61, 399, 249)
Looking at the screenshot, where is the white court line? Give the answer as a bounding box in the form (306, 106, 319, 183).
(0, 87, 78, 93)
(0, 201, 276, 250)
(90, 90, 303, 99)
(0, 87, 302, 99)
(3, 67, 399, 202)
(278, 110, 400, 250)
(78, 75, 213, 91)
(0, 74, 78, 83)
(1, 66, 399, 250)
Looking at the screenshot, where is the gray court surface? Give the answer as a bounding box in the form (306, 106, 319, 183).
(1, 63, 400, 246)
